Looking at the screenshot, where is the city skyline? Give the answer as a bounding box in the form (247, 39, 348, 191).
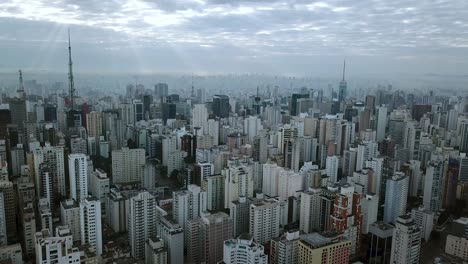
(0, 1, 467, 264)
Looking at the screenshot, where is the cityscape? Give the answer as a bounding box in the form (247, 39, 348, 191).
(0, 1, 468, 264)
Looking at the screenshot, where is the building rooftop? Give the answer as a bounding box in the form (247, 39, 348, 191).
(300, 233, 332, 249)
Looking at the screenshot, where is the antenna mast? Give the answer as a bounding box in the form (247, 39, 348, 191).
(17, 69, 26, 99)
(191, 73, 195, 98)
(68, 28, 75, 112)
(342, 60, 346, 81)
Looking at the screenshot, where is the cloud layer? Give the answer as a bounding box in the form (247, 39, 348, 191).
(0, 0, 467, 76)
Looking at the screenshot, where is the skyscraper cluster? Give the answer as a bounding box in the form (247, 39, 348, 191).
(0, 34, 467, 264)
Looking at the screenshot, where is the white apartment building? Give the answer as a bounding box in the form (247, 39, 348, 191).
(60, 199, 81, 242)
(299, 188, 322, 234)
(390, 215, 421, 264)
(173, 184, 207, 231)
(69, 153, 88, 201)
(223, 234, 268, 264)
(128, 192, 157, 259)
(80, 197, 102, 255)
(249, 198, 281, 245)
(111, 147, 145, 184)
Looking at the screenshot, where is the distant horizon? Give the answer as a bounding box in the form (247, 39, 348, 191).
(2, 69, 468, 79)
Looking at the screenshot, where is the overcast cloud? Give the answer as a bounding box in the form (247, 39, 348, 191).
(0, 0, 467, 76)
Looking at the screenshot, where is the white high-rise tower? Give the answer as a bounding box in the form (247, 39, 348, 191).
(69, 153, 88, 200)
(80, 197, 102, 255)
(390, 215, 421, 264)
(128, 191, 157, 259)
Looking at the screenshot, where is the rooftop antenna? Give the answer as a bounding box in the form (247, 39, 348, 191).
(18, 69, 25, 96)
(191, 73, 195, 98)
(342, 60, 346, 81)
(68, 28, 75, 112)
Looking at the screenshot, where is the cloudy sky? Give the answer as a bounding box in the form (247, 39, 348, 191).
(0, 0, 467, 77)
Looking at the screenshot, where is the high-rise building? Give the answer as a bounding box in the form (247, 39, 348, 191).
(69, 153, 88, 201)
(0, 181, 16, 243)
(410, 206, 434, 242)
(0, 193, 7, 245)
(329, 184, 363, 257)
(35, 228, 80, 264)
(133, 99, 144, 122)
(38, 198, 53, 235)
(145, 236, 168, 264)
(356, 141, 378, 171)
(390, 215, 421, 264)
(20, 217, 36, 257)
(194, 162, 214, 185)
(375, 105, 387, 141)
(290, 93, 310, 116)
(38, 165, 54, 210)
(361, 193, 379, 234)
(270, 230, 300, 264)
(300, 188, 322, 234)
(111, 147, 145, 184)
(157, 216, 183, 264)
(187, 212, 233, 264)
(142, 94, 153, 119)
(262, 162, 281, 197)
(326, 155, 339, 183)
(348, 168, 374, 195)
(230, 196, 252, 237)
(60, 199, 81, 242)
(0, 243, 23, 263)
(32, 144, 66, 198)
(70, 136, 87, 154)
(173, 184, 207, 232)
(250, 198, 281, 245)
(0, 109, 11, 140)
(423, 160, 444, 212)
(403, 122, 422, 160)
(202, 174, 225, 211)
(9, 98, 27, 130)
(192, 104, 208, 130)
(128, 192, 157, 259)
(161, 101, 176, 123)
(105, 188, 127, 233)
(222, 234, 268, 264)
(86, 111, 102, 140)
(297, 232, 351, 264)
(368, 222, 394, 264)
(411, 104, 432, 121)
(459, 120, 468, 153)
(223, 162, 254, 208)
(343, 148, 357, 178)
(212, 95, 230, 118)
(10, 144, 25, 177)
(459, 153, 468, 182)
(338, 60, 347, 103)
(244, 115, 263, 142)
(384, 172, 409, 224)
(119, 103, 135, 126)
(278, 169, 302, 201)
(155, 83, 169, 100)
(88, 169, 110, 213)
(80, 197, 102, 255)
(283, 139, 300, 172)
(365, 95, 376, 110)
(445, 234, 468, 260)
